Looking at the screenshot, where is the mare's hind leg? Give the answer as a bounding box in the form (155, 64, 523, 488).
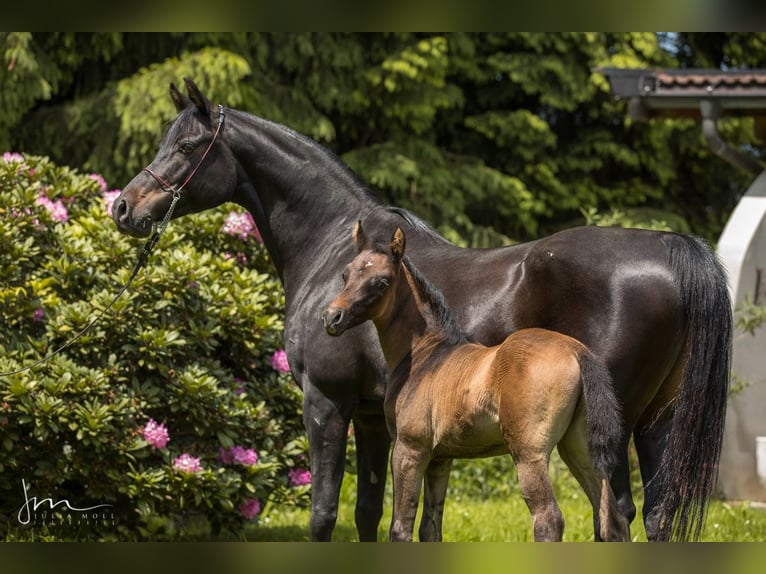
(513, 453, 564, 542)
(352, 411, 391, 541)
(419, 458, 453, 542)
(633, 356, 684, 542)
(634, 409, 674, 542)
(557, 409, 630, 542)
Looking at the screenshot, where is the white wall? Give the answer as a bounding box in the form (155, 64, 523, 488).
(717, 170, 766, 501)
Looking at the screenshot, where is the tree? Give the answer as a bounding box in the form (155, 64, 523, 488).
(2, 32, 763, 246)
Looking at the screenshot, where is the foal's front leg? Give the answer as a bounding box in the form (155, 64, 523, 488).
(419, 458, 453, 541)
(389, 439, 429, 542)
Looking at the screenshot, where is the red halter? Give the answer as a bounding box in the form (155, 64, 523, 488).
(143, 104, 226, 195)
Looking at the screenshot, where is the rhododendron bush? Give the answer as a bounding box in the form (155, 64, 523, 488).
(0, 154, 310, 540)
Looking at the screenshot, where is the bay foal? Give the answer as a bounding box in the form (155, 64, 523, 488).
(323, 223, 630, 542)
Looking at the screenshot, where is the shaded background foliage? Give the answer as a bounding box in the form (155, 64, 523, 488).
(2, 32, 764, 246)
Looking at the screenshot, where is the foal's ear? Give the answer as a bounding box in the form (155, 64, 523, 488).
(390, 227, 406, 260)
(352, 220, 370, 252)
(169, 82, 191, 113)
(184, 77, 211, 117)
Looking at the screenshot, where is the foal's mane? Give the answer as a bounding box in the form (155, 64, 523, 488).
(401, 256, 467, 346)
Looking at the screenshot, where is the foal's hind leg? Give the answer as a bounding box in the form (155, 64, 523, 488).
(419, 458, 453, 542)
(557, 412, 630, 542)
(513, 453, 564, 542)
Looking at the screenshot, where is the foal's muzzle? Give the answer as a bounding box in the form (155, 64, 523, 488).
(322, 306, 346, 336)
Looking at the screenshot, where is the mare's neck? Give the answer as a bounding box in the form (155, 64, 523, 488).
(226, 109, 377, 285)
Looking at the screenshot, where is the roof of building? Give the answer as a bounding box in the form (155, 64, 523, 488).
(596, 67, 766, 119)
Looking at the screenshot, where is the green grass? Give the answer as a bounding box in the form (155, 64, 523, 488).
(248, 455, 766, 542)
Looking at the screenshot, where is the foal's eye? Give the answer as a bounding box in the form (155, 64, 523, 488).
(341, 269, 349, 283)
(178, 141, 197, 155)
(372, 278, 390, 292)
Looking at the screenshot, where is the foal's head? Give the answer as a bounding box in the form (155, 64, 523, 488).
(323, 222, 406, 336)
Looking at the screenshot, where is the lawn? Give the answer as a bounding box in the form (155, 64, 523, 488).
(247, 452, 766, 542)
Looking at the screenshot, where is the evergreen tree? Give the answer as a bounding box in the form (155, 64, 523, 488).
(2, 32, 764, 245)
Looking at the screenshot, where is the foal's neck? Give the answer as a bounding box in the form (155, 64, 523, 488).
(373, 258, 466, 375)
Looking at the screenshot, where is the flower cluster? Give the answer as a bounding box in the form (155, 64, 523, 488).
(288, 467, 311, 487)
(103, 190, 122, 217)
(142, 419, 170, 449)
(222, 210, 262, 242)
(173, 453, 204, 474)
(270, 349, 290, 374)
(239, 498, 262, 520)
(2, 152, 24, 164)
(35, 192, 69, 223)
(219, 445, 259, 466)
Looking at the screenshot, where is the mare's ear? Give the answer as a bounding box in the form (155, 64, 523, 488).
(184, 77, 211, 117)
(352, 220, 370, 252)
(390, 227, 406, 260)
(169, 82, 191, 112)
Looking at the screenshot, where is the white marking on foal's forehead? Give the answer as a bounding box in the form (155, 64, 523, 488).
(364, 260, 374, 269)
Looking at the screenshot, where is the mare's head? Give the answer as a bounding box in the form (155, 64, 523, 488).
(113, 78, 238, 238)
(323, 222, 406, 336)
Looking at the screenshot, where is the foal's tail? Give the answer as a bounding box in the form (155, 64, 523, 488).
(654, 235, 732, 542)
(577, 350, 622, 476)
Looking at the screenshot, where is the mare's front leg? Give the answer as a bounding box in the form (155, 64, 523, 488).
(419, 459, 453, 541)
(303, 382, 353, 541)
(352, 411, 391, 541)
(389, 439, 429, 542)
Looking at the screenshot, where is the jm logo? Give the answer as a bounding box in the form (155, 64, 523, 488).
(17, 478, 113, 525)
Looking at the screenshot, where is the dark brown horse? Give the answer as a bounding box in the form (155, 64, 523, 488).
(323, 223, 631, 542)
(112, 79, 731, 541)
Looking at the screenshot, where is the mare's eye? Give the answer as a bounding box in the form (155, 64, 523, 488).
(179, 141, 196, 155)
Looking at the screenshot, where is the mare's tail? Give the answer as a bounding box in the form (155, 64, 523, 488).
(653, 234, 732, 542)
(577, 350, 622, 476)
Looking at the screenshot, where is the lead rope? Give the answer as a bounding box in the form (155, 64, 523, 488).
(0, 106, 225, 378)
(0, 193, 180, 378)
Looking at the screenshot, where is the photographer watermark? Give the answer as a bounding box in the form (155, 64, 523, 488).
(17, 478, 117, 528)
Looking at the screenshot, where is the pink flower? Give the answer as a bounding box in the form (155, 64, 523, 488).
(104, 190, 122, 217)
(234, 377, 246, 395)
(288, 467, 311, 487)
(32, 308, 45, 322)
(88, 173, 108, 192)
(270, 349, 290, 374)
(219, 445, 258, 466)
(222, 210, 262, 242)
(2, 152, 24, 163)
(232, 446, 258, 466)
(239, 498, 261, 520)
(218, 447, 234, 465)
(142, 419, 170, 449)
(35, 192, 68, 223)
(173, 453, 203, 474)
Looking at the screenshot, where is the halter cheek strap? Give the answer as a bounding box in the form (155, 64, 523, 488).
(140, 105, 226, 257)
(143, 104, 226, 197)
